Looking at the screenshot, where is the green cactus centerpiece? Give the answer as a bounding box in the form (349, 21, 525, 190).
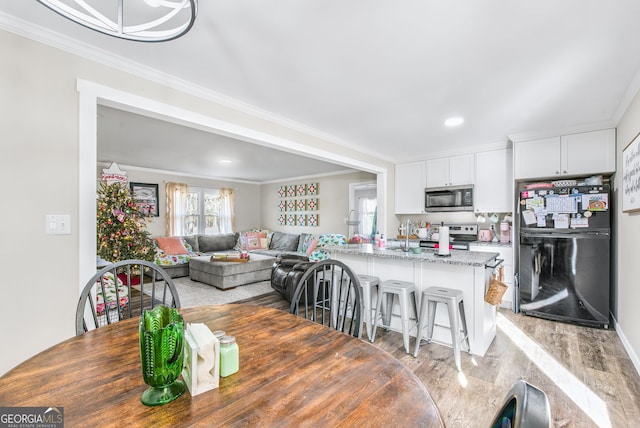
(139, 306, 185, 406)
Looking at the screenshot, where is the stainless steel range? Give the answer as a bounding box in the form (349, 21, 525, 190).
(419, 224, 478, 251)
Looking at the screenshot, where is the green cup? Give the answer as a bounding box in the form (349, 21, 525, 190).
(412, 247, 422, 254)
(139, 306, 186, 406)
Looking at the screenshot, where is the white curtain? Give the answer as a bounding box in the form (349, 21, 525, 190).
(166, 182, 188, 236)
(219, 188, 235, 233)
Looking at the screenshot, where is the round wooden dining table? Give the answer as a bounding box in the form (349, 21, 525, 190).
(0, 304, 444, 427)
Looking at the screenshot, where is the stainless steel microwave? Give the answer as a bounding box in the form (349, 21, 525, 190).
(424, 185, 474, 212)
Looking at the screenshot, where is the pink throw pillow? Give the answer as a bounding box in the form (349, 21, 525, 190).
(245, 232, 268, 251)
(155, 237, 189, 255)
(306, 237, 319, 256)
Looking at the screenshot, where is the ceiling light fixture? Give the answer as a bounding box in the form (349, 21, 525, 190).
(444, 117, 464, 127)
(36, 0, 197, 42)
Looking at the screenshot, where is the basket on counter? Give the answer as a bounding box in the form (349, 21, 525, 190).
(485, 266, 508, 306)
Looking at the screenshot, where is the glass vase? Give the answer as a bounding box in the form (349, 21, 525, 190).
(139, 305, 186, 406)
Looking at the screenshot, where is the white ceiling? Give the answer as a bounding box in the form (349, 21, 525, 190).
(3, 1, 640, 181)
(96, 105, 355, 182)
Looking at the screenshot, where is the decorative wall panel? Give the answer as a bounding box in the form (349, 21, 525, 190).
(277, 182, 320, 226)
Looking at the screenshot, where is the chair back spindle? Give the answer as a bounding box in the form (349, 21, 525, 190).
(76, 259, 181, 336)
(290, 260, 363, 338)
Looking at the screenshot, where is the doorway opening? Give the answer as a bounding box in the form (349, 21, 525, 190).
(349, 181, 377, 238)
(78, 80, 388, 291)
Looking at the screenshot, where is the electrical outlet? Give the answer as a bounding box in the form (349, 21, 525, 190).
(46, 214, 71, 235)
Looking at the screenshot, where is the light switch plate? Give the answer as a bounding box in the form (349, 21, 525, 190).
(46, 214, 71, 235)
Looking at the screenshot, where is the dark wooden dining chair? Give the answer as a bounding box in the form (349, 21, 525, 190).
(289, 259, 363, 338)
(488, 380, 551, 428)
(76, 259, 181, 336)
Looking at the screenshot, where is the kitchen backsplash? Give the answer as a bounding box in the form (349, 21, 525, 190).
(396, 212, 512, 236)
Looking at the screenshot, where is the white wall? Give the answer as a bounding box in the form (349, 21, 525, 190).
(0, 29, 392, 375)
(1, 31, 80, 375)
(614, 89, 640, 371)
(260, 171, 377, 235)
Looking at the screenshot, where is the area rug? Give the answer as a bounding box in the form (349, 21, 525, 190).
(165, 277, 274, 308)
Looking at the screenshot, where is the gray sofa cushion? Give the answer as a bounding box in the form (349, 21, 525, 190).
(198, 233, 237, 253)
(269, 232, 300, 251)
(183, 235, 199, 252)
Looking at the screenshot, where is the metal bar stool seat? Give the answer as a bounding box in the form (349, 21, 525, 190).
(414, 286, 469, 371)
(371, 279, 417, 354)
(357, 275, 380, 341)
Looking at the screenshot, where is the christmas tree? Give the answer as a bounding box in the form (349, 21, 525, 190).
(97, 181, 155, 263)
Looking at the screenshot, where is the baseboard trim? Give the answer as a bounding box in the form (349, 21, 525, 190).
(612, 314, 640, 376)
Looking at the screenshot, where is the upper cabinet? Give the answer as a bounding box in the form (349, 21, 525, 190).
(395, 161, 426, 214)
(514, 129, 616, 180)
(426, 154, 475, 188)
(474, 148, 513, 213)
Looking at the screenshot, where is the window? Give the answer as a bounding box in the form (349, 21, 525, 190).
(167, 184, 234, 236)
(358, 196, 377, 236)
(185, 187, 223, 235)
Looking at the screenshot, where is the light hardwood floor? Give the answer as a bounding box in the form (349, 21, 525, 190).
(239, 292, 640, 427)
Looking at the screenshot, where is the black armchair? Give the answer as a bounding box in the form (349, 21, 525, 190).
(271, 254, 315, 302)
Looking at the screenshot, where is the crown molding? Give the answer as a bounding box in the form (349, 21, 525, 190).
(98, 162, 263, 185)
(613, 63, 640, 126)
(261, 169, 362, 185)
(507, 121, 616, 143)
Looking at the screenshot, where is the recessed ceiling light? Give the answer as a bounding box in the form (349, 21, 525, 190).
(444, 117, 464, 127)
(218, 159, 232, 164)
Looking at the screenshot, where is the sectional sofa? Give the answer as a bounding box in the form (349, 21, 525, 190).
(153, 231, 347, 279)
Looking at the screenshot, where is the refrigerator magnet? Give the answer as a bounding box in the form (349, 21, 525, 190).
(583, 194, 608, 211)
(522, 210, 537, 225)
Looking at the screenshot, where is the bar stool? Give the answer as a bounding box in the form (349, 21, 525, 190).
(371, 279, 417, 354)
(414, 286, 469, 371)
(357, 275, 380, 341)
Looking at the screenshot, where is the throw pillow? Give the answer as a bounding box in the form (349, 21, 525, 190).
(297, 233, 316, 253)
(245, 232, 268, 251)
(305, 237, 319, 256)
(155, 237, 189, 255)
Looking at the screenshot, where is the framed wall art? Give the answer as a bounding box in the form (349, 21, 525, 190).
(130, 182, 159, 217)
(276, 181, 320, 226)
(623, 131, 640, 213)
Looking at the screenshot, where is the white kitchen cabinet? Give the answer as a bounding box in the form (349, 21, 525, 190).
(562, 129, 616, 176)
(513, 137, 561, 179)
(514, 129, 615, 180)
(469, 244, 514, 310)
(474, 148, 513, 213)
(426, 154, 475, 187)
(395, 161, 426, 214)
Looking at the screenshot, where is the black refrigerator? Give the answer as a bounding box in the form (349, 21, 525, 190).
(518, 181, 611, 328)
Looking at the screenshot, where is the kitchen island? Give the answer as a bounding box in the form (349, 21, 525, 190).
(327, 245, 500, 356)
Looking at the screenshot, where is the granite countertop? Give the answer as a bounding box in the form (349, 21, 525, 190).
(327, 245, 499, 268)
